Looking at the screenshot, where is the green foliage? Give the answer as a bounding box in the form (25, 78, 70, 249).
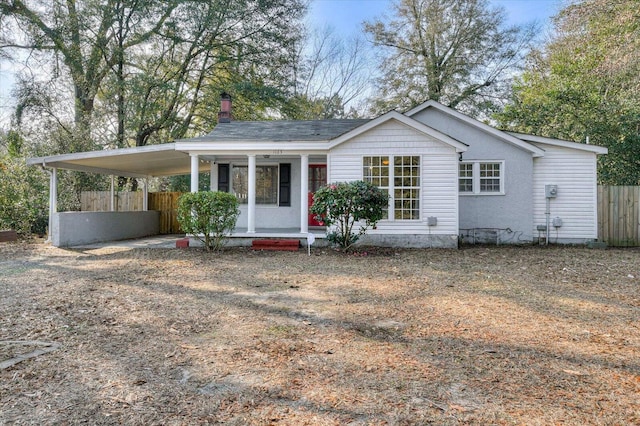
(167, 173, 210, 192)
(495, 0, 640, 185)
(310, 181, 389, 250)
(1, 0, 307, 149)
(0, 154, 49, 236)
(176, 191, 240, 251)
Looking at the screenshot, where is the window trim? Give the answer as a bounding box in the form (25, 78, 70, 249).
(459, 160, 505, 195)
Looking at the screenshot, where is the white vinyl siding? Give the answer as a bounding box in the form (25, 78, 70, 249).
(329, 119, 459, 235)
(532, 144, 599, 240)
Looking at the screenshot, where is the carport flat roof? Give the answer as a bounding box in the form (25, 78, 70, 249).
(26, 143, 206, 178)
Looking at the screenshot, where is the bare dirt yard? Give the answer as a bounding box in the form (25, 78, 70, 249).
(1, 241, 639, 425)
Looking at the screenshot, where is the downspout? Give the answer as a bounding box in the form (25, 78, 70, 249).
(545, 196, 550, 246)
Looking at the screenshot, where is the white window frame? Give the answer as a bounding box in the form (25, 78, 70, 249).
(363, 155, 421, 221)
(231, 163, 279, 206)
(458, 161, 505, 195)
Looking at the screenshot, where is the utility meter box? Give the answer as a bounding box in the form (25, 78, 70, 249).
(545, 184, 558, 198)
(427, 216, 438, 227)
(552, 217, 563, 227)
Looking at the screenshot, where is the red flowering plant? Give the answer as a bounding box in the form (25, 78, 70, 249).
(310, 180, 389, 250)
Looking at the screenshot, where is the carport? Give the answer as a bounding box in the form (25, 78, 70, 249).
(27, 143, 210, 247)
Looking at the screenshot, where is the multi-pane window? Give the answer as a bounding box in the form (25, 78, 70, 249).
(479, 163, 501, 192)
(232, 165, 278, 204)
(459, 162, 503, 194)
(363, 155, 420, 220)
(459, 163, 474, 192)
(363, 156, 390, 219)
(363, 156, 389, 187)
(394, 156, 420, 220)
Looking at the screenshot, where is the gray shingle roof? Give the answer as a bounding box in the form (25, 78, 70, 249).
(185, 119, 371, 142)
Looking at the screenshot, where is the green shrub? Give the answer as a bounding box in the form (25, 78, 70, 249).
(310, 180, 389, 250)
(177, 191, 240, 251)
(0, 155, 49, 236)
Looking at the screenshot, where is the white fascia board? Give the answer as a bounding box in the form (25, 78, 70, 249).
(27, 143, 177, 165)
(26, 143, 180, 178)
(405, 100, 545, 157)
(175, 141, 331, 153)
(404, 99, 438, 116)
(328, 111, 468, 152)
(508, 132, 608, 155)
(28, 159, 151, 178)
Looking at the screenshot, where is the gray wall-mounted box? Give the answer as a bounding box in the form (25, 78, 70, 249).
(545, 184, 558, 198)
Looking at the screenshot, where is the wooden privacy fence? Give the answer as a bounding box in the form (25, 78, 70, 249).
(81, 191, 183, 234)
(598, 185, 640, 247)
(148, 192, 183, 234)
(80, 191, 144, 212)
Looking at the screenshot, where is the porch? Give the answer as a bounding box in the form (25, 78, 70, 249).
(27, 143, 330, 247)
(65, 227, 327, 250)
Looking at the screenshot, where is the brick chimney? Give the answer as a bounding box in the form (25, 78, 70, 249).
(218, 92, 232, 123)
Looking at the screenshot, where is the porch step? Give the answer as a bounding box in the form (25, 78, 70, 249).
(0, 230, 18, 243)
(176, 237, 190, 248)
(252, 239, 300, 251)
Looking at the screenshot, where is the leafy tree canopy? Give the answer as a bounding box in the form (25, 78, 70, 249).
(496, 0, 640, 185)
(364, 0, 537, 116)
(1, 0, 307, 150)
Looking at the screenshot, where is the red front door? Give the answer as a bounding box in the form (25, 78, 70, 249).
(308, 165, 327, 226)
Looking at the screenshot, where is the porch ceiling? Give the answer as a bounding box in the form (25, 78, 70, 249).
(27, 143, 209, 178)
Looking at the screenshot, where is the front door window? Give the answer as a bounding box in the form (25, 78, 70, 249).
(308, 165, 327, 226)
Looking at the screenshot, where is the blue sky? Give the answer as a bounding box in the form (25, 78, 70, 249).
(308, 0, 561, 33)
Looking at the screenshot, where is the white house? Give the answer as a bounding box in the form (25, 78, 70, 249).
(28, 95, 607, 248)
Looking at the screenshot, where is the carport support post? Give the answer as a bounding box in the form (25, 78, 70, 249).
(46, 167, 58, 243)
(50, 167, 57, 215)
(190, 154, 199, 193)
(142, 178, 149, 211)
(300, 154, 309, 234)
(247, 154, 256, 233)
(110, 175, 115, 211)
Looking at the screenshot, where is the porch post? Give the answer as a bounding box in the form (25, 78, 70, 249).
(110, 175, 115, 211)
(142, 178, 149, 211)
(210, 160, 218, 191)
(247, 154, 256, 233)
(300, 154, 309, 233)
(190, 154, 199, 192)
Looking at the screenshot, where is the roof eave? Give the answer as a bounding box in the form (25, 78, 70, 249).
(508, 132, 608, 155)
(175, 140, 331, 152)
(405, 100, 545, 157)
(328, 111, 468, 152)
